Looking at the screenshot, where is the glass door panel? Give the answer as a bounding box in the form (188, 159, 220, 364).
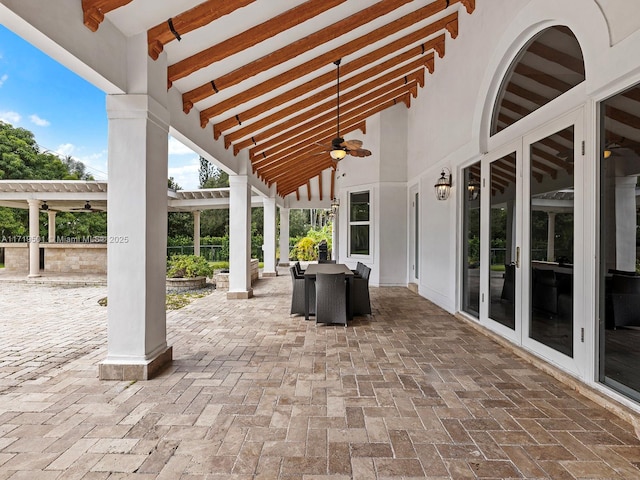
(528, 126, 575, 357)
(600, 84, 640, 401)
(462, 163, 481, 317)
(489, 153, 518, 329)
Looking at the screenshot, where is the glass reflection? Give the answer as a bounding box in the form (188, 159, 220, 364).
(462, 163, 480, 317)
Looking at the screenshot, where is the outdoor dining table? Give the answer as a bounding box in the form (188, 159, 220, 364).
(304, 263, 354, 321)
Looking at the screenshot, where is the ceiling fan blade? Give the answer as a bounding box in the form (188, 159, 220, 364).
(348, 148, 372, 158)
(342, 139, 363, 150)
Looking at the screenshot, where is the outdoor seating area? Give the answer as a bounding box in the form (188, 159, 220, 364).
(290, 261, 373, 326)
(1, 270, 640, 478)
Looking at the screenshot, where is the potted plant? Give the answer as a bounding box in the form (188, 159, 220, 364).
(166, 254, 213, 292)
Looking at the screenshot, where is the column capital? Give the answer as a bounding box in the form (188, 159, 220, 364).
(106, 94, 169, 131)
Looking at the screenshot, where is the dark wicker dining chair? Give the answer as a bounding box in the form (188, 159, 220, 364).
(315, 272, 347, 325)
(352, 264, 372, 316)
(290, 266, 314, 316)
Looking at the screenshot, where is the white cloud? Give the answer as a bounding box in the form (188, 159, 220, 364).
(169, 136, 197, 155)
(0, 74, 8, 87)
(169, 156, 200, 190)
(55, 143, 76, 156)
(0, 111, 21, 124)
(76, 149, 108, 181)
(30, 114, 50, 127)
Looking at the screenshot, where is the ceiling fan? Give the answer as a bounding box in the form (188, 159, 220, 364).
(316, 59, 372, 160)
(71, 201, 102, 212)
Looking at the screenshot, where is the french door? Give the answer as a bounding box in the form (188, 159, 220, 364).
(480, 110, 585, 373)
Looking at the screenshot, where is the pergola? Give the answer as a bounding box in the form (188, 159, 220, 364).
(0, 180, 266, 276)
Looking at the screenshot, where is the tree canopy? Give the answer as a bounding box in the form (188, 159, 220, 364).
(0, 121, 104, 239)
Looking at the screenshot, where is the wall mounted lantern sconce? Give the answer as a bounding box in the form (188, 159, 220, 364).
(434, 168, 452, 201)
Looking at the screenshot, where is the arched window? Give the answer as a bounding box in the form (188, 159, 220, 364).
(491, 26, 585, 136)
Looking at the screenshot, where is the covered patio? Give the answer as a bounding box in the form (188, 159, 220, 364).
(1, 271, 640, 478)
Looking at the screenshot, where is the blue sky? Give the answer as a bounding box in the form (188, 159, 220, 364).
(0, 25, 201, 189)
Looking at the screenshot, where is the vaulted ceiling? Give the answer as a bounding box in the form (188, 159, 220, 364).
(80, 0, 475, 201)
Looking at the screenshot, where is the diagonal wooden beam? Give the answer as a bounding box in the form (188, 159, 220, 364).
(82, 0, 132, 31)
(186, 2, 460, 114)
(307, 181, 312, 201)
(227, 58, 429, 152)
(164, 0, 343, 75)
(330, 170, 336, 202)
(274, 159, 337, 195)
(257, 94, 411, 180)
(531, 147, 573, 174)
(234, 66, 425, 156)
(255, 123, 365, 179)
(213, 31, 444, 137)
(318, 171, 323, 201)
(251, 83, 416, 161)
(183, 0, 413, 108)
(148, 0, 256, 60)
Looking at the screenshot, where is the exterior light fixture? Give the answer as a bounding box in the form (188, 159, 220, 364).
(467, 173, 480, 201)
(330, 149, 347, 160)
(331, 198, 340, 213)
(434, 168, 452, 201)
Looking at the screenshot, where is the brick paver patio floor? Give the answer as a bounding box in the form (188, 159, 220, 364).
(1, 268, 640, 479)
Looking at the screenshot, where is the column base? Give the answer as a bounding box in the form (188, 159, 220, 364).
(99, 345, 173, 381)
(278, 262, 291, 267)
(262, 271, 278, 278)
(28, 274, 41, 278)
(227, 289, 254, 299)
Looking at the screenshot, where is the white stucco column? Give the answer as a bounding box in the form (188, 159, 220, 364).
(228, 175, 253, 298)
(193, 210, 201, 257)
(615, 176, 637, 271)
(262, 197, 277, 277)
(101, 93, 171, 381)
(279, 207, 290, 266)
(27, 199, 40, 278)
(546, 212, 556, 262)
(47, 211, 56, 243)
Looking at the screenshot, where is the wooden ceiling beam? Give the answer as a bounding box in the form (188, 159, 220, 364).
(251, 83, 416, 161)
(255, 122, 366, 177)
(606, 105, 640, 131)
(330, 170, 336, 201)
(227, 57, 430, 151)
(241, 72, 422, 158)
(213, 30, 444, 137)
(148, 0, 256, 61)
(318, 173, 323, 201)
(307, 182, 312, 201)
(275, 160, 336, 195)
(187, 3, 459, 114)
(164, 0, 342, 76)
(258, 124, 367, 183)
(505, 83, 550, 107)
(82, 0, 132, 31)
(184, 0, 415, 109)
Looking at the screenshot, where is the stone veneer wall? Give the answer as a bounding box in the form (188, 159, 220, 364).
(44, 244, 107, 274)
(215, 259, 260, 291)
(2, 244, 29, 272)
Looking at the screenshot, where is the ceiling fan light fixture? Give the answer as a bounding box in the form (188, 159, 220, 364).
(330, 149, 347, 160)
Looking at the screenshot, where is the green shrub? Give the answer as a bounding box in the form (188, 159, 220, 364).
(167, 254, 214, 278)
(290, 236, 317, 261)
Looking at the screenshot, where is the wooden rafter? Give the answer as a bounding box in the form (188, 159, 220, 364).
(251, 84, 415, 162)
(164, 0, 343, 76)
(307, 182, 312, 201)
(276, 160, 337, 196)
(514, 63, 574, 93)
(148, 0, 256, 60)
(255, 122, 367, 178)
(82, 0, 132, 32)
(184, 0, 415, 108)
(212, 30, 445, 137)
(531, 147, 573, 174)
(186, 4, 458, 114)
(318, 173, 323, 201)
(330, 170, 336, 201)
(258, 125, 367, 185)
(245, 74, 422, 159)
(226, 56, 431, 151)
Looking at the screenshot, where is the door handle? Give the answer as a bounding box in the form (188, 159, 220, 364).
(515, 246, 520, 268)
